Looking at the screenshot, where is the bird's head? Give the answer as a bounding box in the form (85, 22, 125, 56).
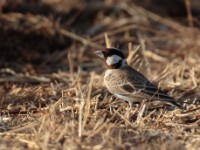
(94, 47, 127, 69)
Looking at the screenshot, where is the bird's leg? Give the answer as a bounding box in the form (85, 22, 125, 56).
(128, 101, 133, 110)
(124, 101, 132, 121)
(136, 101, 146, 125)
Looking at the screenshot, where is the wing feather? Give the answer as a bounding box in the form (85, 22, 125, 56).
(105, 66, 183, 109)
(118, 67, 176, 101)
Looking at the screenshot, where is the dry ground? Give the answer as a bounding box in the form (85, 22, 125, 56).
(0, 0, 200, 150)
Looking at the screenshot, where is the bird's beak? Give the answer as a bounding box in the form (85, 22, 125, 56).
(94, 50, 104, 59)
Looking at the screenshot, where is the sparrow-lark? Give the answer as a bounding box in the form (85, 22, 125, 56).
(95, 47, 183, 109)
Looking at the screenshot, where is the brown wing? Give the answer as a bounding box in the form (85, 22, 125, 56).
(118, 66, 183, 108)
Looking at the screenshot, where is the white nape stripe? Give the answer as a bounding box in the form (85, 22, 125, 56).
(106, 55, 122, 66)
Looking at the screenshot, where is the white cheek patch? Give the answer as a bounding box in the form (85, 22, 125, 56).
(106, 55, 122, 66)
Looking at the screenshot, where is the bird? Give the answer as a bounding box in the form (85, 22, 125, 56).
(94, 47, 183, 109)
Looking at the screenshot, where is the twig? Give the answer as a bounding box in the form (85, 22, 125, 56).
(185, 0, 194, 27)
(5, 122, 39, 133)
(104, 33, 111, 48)
(120, 2, 189, 32)
(58, 28, 103, 48)
(82, 72, 95, 130)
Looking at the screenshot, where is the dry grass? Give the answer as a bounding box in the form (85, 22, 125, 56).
(0, 0, 200, 149)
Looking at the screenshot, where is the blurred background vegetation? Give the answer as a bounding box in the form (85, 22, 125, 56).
(0, 0, 199, 73)
(0, 1, 200, 149)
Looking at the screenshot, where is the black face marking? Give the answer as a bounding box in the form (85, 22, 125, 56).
(103, 48, 125, 59)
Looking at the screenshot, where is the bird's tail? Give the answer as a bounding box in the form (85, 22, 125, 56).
(168, 100, 184, 109)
